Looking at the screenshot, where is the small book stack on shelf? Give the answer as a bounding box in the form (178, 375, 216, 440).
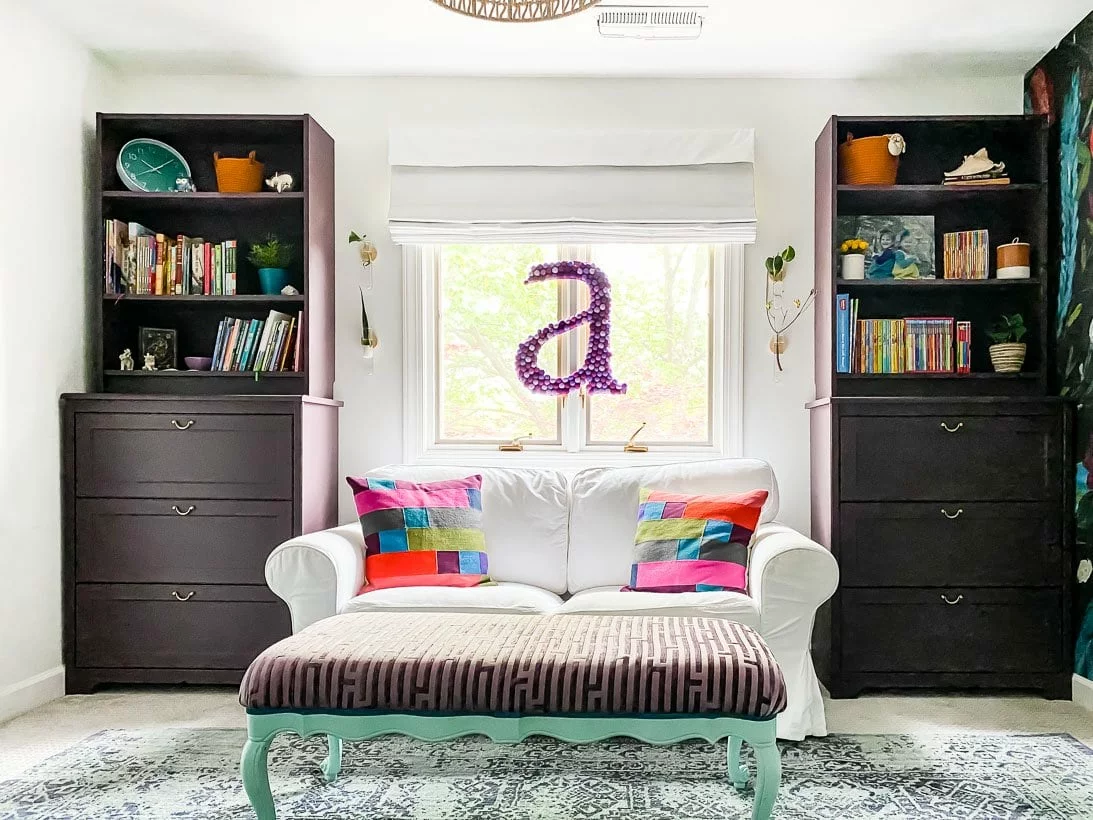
(942, 230, 989, 279)
(105, 219, 238, 295)
(211, 309, 301, 372)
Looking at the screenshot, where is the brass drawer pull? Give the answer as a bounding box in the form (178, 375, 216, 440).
(941, 508, 964, 519)
(939, 421, 964, 433)
(941, 593, 964, 605)
(172, 505, 195, 516)
(171, 419, 195, 430)
(171, 590, 195, 602)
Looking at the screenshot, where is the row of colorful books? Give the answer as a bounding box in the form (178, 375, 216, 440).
(835, 296, 971, 374)
(212, 310, 301, 372)
(942, 229, 989, 279)
(104, 220, 238, 296)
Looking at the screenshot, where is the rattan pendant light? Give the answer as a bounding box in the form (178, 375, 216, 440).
(429, 0, 601, 22)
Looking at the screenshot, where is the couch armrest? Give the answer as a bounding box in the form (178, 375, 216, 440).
(750, 523, 838, 627)
(749, 522, 839, 740)
(265, 524, 365, 633)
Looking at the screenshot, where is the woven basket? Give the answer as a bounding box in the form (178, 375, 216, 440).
(989, 342, 1026, 373)
(838, 134, 900, 185)
(213, 150, 264, 193)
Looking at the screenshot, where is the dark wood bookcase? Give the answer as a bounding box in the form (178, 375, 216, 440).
(814, 115, 1051, 398)
(810, 115, 1073, 699)
(96, 114, 334, 397)
(61, 114, 340, 692)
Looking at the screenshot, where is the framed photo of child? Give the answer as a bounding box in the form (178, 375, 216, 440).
(837, 215, 936, 279)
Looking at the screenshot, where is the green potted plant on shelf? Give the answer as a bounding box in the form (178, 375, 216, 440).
(247, 234, 294, 294)
(987, 313, 1027, 372)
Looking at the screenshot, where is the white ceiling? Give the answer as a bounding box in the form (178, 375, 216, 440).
(26, 0, 1090, 78)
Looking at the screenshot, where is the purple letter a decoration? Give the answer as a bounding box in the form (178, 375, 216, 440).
(515, 261, 626, 396)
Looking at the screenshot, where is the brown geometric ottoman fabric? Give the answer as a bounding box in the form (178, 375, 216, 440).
(240, 613, 787, 719)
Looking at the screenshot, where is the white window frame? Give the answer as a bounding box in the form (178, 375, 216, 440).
(402, 243, 744, 467)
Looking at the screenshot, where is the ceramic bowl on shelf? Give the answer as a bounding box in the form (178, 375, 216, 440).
(184, 356, 213, 371)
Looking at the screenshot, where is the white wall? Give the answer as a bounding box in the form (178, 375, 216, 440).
(104, 76, 1023, 535)
(0, 1, 111, 719)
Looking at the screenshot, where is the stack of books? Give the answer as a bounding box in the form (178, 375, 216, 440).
(956, 320, 972, 374)
(856, 318, 907, 374)
(904, 318, 956, 373)
(211, 310, 301, 372)
(105, 220, 238, 295)
(836, 296, 965, 374)
(943, 230, 989, 279)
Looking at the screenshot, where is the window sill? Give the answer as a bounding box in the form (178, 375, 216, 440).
(407, 448, 731, 470)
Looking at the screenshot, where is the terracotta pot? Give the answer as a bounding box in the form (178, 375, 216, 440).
(989, 342, 1026, 373)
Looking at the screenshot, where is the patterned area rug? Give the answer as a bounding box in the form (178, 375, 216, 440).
(0, 730, 1090, 819)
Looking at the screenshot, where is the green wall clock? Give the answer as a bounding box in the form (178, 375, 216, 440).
(116, 138, 192, 192)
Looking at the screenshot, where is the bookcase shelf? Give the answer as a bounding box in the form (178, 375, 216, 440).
(95, 113, 334, 398)
(815, 114, 1050, 399)
(835, 277, 1039, 288)
(103, 294, 306, 304)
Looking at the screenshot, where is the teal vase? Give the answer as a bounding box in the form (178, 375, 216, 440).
(258, 267, 291, 295)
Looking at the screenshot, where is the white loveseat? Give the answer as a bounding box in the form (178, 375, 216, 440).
(265, 458, 839, 740)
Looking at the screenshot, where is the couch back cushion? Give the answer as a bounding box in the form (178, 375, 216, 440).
(568, 459, 779, 593)
(365, 465, 570, 594)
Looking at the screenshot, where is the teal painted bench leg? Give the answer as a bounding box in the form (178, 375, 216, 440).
(321, 735, 342, 783)
(727, 736, 748, 790)
(241, 737, 277, 820)
(751, 738, 781, 820)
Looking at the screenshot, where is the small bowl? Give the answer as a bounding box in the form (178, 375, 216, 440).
(184, 356, 213, 371)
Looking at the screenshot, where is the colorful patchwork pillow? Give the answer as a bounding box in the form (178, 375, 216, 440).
(346, 475, 491, 592)
(626, 487, 769, 594)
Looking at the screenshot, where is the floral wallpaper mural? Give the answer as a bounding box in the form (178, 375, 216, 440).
(1027, 12, 1093, 680)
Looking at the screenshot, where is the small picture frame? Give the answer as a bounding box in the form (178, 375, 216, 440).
(139, 327, 177, 370)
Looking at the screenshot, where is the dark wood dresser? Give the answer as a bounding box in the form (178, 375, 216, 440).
(810, 115, 1073, 698)
(810, 397, 1072, 698)
(61, 394, 339, 692)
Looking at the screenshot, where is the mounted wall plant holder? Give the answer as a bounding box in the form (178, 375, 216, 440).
(349, 231, 378, 290)
(360, 287, 379, 375)
(764, 245, 815, 372)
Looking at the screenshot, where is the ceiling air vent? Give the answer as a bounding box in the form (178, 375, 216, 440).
(596, 5, 706, 40)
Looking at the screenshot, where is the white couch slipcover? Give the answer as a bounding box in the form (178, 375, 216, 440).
(265, 459, 838, 740)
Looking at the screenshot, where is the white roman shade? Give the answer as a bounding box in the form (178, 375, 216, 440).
(388, 128, 756, 244)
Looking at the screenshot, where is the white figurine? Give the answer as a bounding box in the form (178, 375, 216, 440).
(142, 353, 156, 371)
(265, 172, 295, 193)
(280, 285, 300, 296)
(119, 349, 134, 371)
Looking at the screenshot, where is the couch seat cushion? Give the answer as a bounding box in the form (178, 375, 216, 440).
(340, 582, 562, 615)
(557, 586, 760, 629)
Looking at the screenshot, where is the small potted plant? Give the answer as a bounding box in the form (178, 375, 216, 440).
(839, 238, 869, 280)
(247, 235, 294, 294)
(987, 313, 1027, 372)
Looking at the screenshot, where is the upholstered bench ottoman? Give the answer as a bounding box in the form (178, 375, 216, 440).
(239, 612, 787, 819)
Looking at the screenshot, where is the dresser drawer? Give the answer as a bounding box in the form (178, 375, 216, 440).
(75, 584, 289, 669)
(839, 414, 1060, 501)
(75, 412, 293, 499)
(841, 588, 1063, 674)
(75, 500, 293, 585)
(839, 502, 1062, 587)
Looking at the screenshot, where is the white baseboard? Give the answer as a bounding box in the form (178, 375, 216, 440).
(0, 666, 65, 724)
(1074, 674, 1093, 712)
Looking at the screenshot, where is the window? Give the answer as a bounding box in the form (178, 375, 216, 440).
(403, 243, 742, 462)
